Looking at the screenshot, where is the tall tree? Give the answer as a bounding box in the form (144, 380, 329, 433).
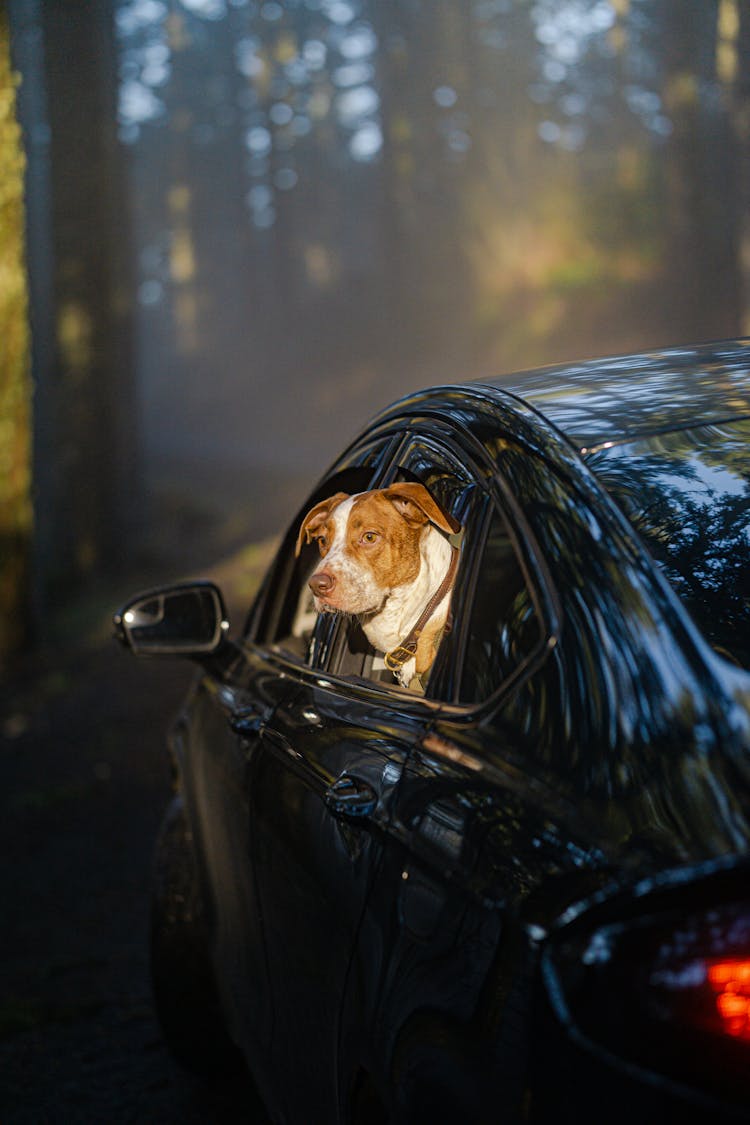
(660, 0, 742, 339)
(10, 0, 136, 622)
(0, 1, 32, 666)
(730, 0, 750, 331)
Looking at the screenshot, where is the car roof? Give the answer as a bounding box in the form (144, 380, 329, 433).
(473, 338, 750, 452)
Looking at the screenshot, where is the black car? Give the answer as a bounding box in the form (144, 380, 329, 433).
(115, 340, 750, 1124)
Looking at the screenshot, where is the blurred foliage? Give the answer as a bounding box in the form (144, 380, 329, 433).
(0, 9, 32, 665)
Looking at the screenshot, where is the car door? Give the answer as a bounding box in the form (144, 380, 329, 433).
(236, 430, 482, 1123)
(329, 432, 504, 1119)
(179, 436, 398, 1111)
(247, 669, 440, 1124)
(180, 647, 301, 1103)
(233, 433, 435, 1123)
(337, 429, 608, 1122)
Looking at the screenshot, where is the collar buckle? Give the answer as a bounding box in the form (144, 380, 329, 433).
(384, 642, 418, 671)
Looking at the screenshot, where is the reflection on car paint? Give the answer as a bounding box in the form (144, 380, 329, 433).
(117, 340, 750, 1125)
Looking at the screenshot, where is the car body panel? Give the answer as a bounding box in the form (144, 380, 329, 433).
(345, 718, 614, 1120)
(482, 338, 750, 450)
(171, 658, 289, 1109)
(125, 340, 750, 1123)
(244, 655, 435, 1123)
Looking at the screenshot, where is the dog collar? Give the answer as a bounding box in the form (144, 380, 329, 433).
(384, 546, 459, 675)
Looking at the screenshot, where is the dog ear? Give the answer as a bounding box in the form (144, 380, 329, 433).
(295, 492, 349, 557)
(382, 482, 461, 535)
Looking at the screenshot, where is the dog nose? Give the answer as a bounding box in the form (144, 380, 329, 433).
(309, 571, 335, 597)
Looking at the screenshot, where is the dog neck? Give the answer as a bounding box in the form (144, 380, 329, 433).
(359, 524, 455, 656)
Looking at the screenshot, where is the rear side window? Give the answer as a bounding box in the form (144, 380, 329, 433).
(458, 508, 541, 703)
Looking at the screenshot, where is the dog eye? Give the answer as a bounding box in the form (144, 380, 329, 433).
(362, 532, 379, 545)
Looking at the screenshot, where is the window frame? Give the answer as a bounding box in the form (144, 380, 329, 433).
(242, 417, 560, 717)
(314, 425, 554, 712)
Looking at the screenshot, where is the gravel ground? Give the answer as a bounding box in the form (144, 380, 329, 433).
(0, 563, 274, 1124)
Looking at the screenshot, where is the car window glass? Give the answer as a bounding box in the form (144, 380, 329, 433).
(250, 438, 396, 657)
(459, 508, 542, 704)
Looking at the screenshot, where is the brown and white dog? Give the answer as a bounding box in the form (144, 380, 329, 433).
(295, 482, 461, 690)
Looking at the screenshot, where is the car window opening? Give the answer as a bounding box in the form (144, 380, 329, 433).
(296, 472, 464, 695)
(260, 436, 540, 704)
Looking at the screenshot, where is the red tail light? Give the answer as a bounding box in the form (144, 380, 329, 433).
(708, 959, 750, 1040)
(647, 945, 750, 1047)
(543, 875, 750, 1111)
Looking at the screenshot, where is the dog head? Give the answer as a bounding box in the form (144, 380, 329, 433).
(295, 482, 458, 616)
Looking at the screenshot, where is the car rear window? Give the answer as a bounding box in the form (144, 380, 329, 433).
(585, 419, 750, 671)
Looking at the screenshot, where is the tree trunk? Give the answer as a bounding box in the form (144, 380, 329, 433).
(9, 0, 136, 626)
(660, 0, 743, 339)
(0, 1, 33, 667)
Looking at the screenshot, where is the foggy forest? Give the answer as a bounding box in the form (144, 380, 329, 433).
(2, 0, 750, 661)
(3, 4, 750, 1119)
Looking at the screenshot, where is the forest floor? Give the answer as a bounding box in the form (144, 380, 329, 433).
(0, 544, 275, 1124)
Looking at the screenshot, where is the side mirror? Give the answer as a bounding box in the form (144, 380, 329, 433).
(113, 582, 229, 657)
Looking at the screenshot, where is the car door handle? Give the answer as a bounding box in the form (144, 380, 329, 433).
(324, 775, 377, 820)
(229, 706, 266, 737)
